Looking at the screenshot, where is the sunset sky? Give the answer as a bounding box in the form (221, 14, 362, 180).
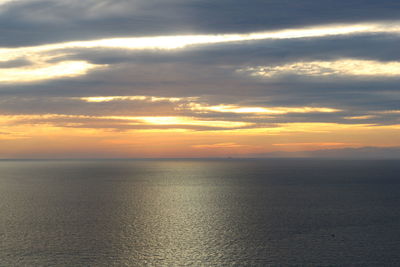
(0, 0, 399, 158)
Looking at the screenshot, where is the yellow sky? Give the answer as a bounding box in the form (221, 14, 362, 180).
(1, 113, 399, 158)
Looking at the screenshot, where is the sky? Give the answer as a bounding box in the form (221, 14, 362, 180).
(0, 0, 399, 158)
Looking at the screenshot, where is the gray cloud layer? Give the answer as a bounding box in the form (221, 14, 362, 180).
(1, 0, 400, 46)
(0, 0, 399, 131)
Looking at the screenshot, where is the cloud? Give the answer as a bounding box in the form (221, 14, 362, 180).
(79, 95, 197, 103)
(1, 0, 400, 47)
(2, 21, 400, 60)
(0, 1, 399, 158)
(0, 60, 103, 83)
(249, 146, 400, 159)
(0, 114, 252, 130)
(192, 142, 248, 149)
(239, 59, 400, 78)
(344, 115, 377, 120)
(183, 103, 341, 115)
(3, 21, 400, 84)
(272, 142, 359, 147)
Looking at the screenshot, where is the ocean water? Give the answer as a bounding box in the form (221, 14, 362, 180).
(0, 159, 399, 266)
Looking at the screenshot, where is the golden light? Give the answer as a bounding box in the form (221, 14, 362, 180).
(81, 96, 147, 102)
(80, 96, 195, 103)
(0, 61, 102, 83)
(186, 103, 341, 114)
(0, 114, 251, 129)
(1, 114, 399, 158)
(192, 142, 246, 149)
(344, 115, 377, 120)
(106, 116, 252, 128)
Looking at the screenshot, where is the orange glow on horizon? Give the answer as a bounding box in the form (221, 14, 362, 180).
(1, 113, 399, 158)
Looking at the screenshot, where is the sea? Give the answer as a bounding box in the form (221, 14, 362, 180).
(0, 159, 399, 266)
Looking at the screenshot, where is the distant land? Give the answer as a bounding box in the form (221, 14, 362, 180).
(1, 147, 400, 161)
(248, 146, 400, 159)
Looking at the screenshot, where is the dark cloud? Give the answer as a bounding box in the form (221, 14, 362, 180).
(1, 0, 400, 46)
(48, 34, 400, 68)
(0, 96, 183, 116)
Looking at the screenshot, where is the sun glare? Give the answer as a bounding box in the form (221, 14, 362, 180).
(0, 61, 102, 83)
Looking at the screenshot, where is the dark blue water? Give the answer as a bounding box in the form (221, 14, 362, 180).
(1, 159, 400, 266)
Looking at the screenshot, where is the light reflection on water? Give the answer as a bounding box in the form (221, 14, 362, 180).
(0, 159, 400, 266)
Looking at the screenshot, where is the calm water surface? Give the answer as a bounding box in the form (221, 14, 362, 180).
(0, 159, 400, 266)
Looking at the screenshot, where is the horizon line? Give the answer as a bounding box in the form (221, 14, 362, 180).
(1, 157, 399, 161)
